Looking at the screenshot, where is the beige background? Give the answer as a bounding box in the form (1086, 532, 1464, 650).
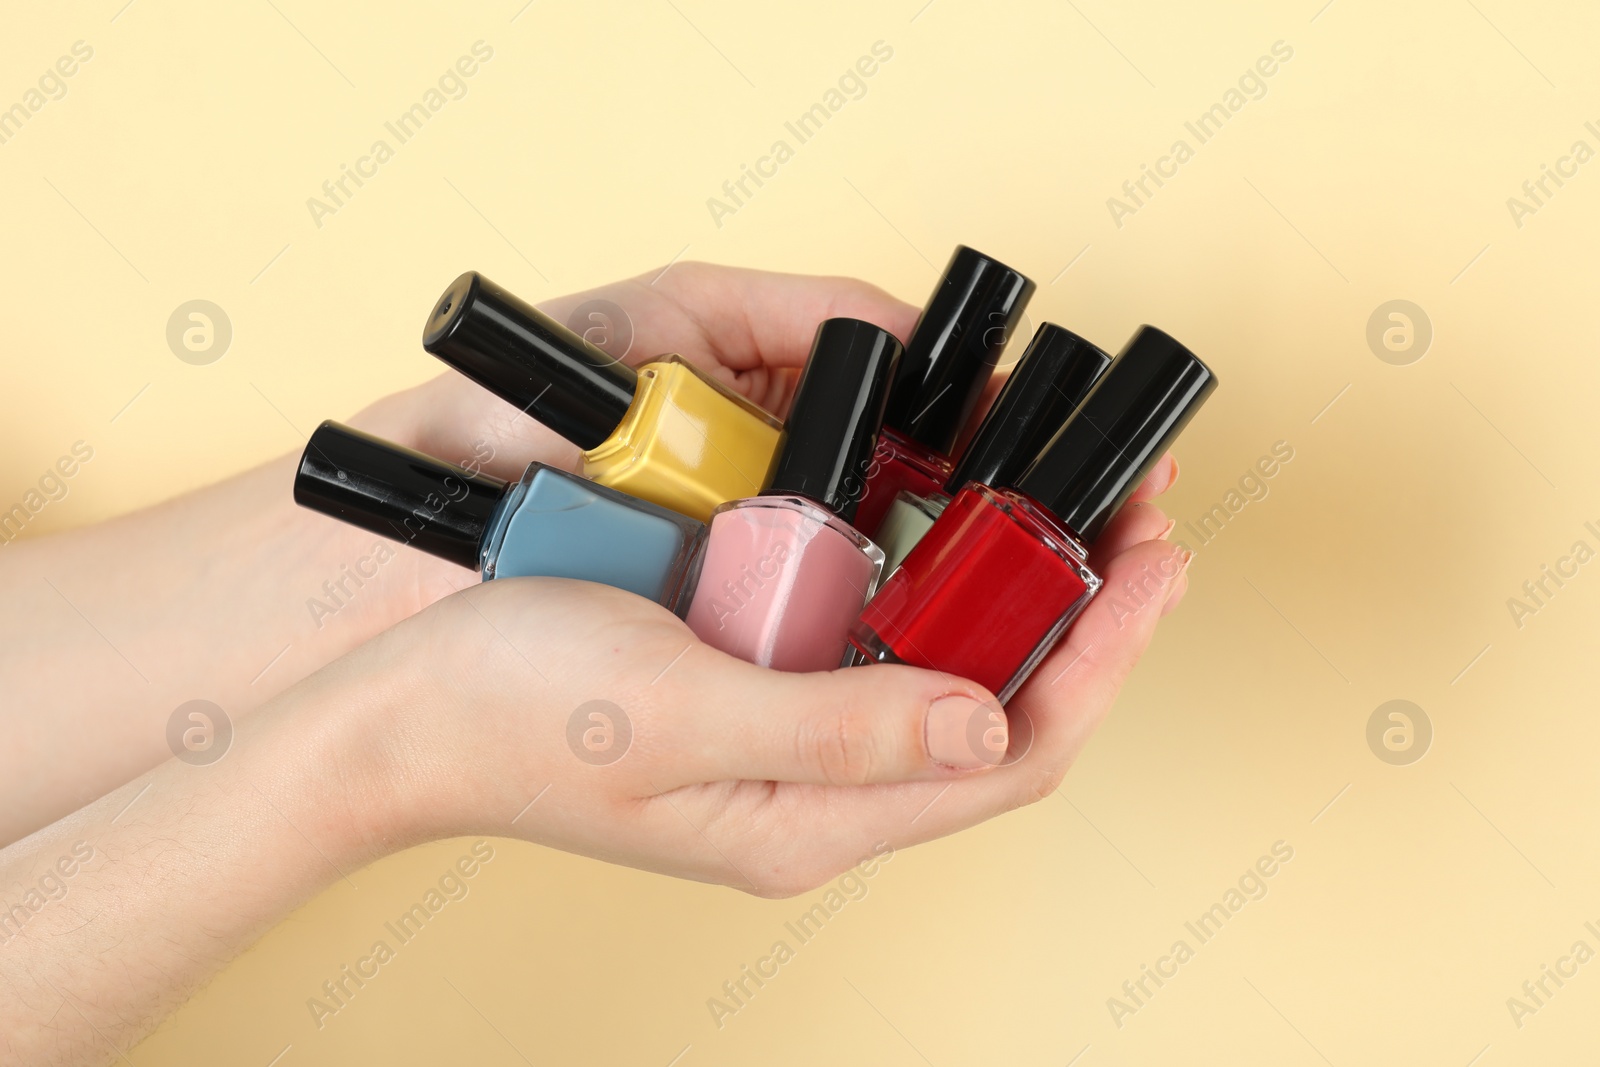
(5, 0, 1599, 1062)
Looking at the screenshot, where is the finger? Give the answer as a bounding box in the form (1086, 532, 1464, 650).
(651, 651, 1008, 788)
(652, 542, 1190, 895)
(349, 371, 581, 483)
(821, 541, 1191, 841)
(1126, 452, 1179, 502)
(647, 263, 924, 373)
(1012, 538, 1189, 755)
(361, 266, 924, 471)
(1161, 569, 1191, 616)
(442, 265, 923, 439)
(1090, 500, 1172, 569)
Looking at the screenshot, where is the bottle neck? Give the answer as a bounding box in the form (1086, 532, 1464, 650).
(1003, 487, 1092, 562)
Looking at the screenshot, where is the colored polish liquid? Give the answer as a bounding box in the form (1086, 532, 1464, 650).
(424, 273, 783, 524)
(854, 246, 1035, 537)
(867, 322, 1114, 572)
(852, 325, 1217, 702)
(482, 464, 704, 608)
(854, 427, 952, 538)
(294, 422, 705, 615)
(685, 317, 902, 671)
(686, 498, 882, 671)
(852, 486, 1097, 700)
(582, 354, 783, 522)
(874, 489, 949, 576)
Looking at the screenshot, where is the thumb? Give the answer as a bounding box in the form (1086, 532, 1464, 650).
(657, 651, 1008, 787)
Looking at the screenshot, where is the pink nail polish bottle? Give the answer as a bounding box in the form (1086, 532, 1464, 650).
(685, 318, 902, 672)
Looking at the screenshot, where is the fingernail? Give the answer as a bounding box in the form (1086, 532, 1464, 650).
(925, 696, 1000, 770)
(1144, 454, 1179, 495)
(1161, 574, 1188, 616)
(1162, 550, 1194, 614)
(1159, 518, 1176, 540)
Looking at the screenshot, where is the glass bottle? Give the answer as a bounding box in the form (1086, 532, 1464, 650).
(852, 326, 1218, 701)
(295, 421, 705, 614)
(423, 271, 783, 522)
(874, 322, 1112, 575)
(853, 245, 1034, 536)
(686, 318, 901, 671)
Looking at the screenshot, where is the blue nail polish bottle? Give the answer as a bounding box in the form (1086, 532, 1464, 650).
(296, 421, 705, 614)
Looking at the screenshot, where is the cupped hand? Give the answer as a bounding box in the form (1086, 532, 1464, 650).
(309, 261, 1189, 893)
(331, 575, 1000, 893)
(331, 529, 1189, 896)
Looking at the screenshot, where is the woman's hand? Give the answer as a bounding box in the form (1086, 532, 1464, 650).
(0, 257, 1180, 854)
(331, 576, 1004, 892)
(0, 263, 921, 844)
(331, 524, 1190, 893)
(0, 530, 1185, 1063)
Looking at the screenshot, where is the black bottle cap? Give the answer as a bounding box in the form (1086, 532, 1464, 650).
(422, 271, 637, 450)
(763, 318, 902, 524)
(944, 323, 1112, 494)
(883, 245, 1036, 456)
(294, 421, 509, 571)
(1015, 326, 1217, 544)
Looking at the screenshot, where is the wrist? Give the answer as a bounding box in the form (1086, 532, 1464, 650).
(254, 639, 442, 868)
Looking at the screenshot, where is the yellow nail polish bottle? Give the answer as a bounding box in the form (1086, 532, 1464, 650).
(424, 272, 783, 522)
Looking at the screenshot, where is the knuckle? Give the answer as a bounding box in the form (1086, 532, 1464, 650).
(801, 703, 879, 786)
(1019, 759, 1072, 808)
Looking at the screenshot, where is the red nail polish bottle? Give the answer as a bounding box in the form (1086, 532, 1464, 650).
(853, 246, 1034, 537)
(874, 323, 1113, 576)
(850, 326, 1218, 701)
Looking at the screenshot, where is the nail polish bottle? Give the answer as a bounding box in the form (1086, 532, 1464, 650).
(853, 246, 1035, 538)
(423, 272, 784, 523)
(851, 326, 1217, 701)
(294, 421, 706, 614)
(874, 323, 1112, 576)
(684, 318, 902, 672)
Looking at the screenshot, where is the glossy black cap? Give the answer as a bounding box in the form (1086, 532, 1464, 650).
(764, 318, 902, 523)
(884, 246, 1035, 455)
(294, 421, 509, 571)
(1015, 326, 1217, 544)
(945, 323, 1112, 494)
(423, 271, 637, 450)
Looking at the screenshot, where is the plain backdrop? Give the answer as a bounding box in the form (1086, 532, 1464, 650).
(4, 0, 1599, 1063)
